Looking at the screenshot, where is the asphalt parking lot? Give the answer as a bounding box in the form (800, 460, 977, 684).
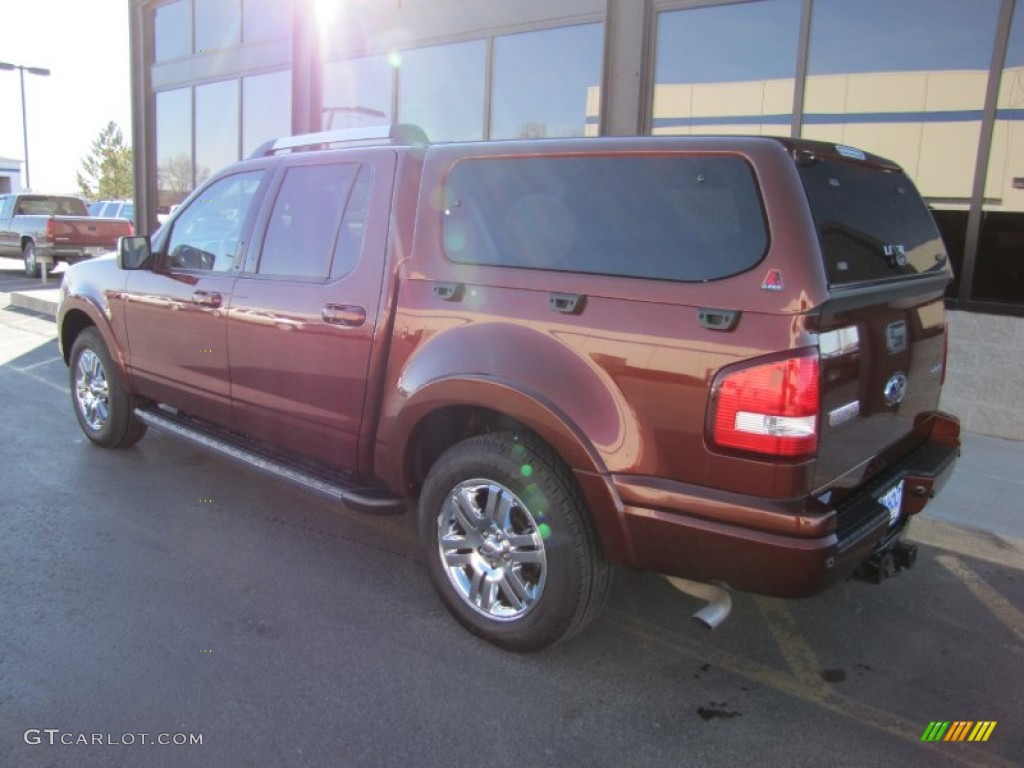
(1, 263, 1022, 767)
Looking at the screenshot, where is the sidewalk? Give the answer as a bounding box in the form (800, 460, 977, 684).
(909, 432, 1024, 570)
(6, 283, 1023, 568)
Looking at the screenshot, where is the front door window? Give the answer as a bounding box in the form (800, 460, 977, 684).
(165, 171, 263, 271)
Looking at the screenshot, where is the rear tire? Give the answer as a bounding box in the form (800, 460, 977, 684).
(418, 431, 612, 652)
(69, 327, 147, 448)
(23, 242, 39, 277)
(22, 241, 56, 278)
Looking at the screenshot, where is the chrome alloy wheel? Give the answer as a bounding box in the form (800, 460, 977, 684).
(437, 479, 548, 621)
(75, 349, 110, 431)
(24, 243, 38, 276)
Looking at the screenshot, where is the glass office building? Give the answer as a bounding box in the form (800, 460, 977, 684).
(132, 0, 1024, 433)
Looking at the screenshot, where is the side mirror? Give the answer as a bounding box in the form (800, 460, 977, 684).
(118, 236, 151, 270)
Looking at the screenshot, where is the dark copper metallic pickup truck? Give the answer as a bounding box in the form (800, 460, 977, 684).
(57, 126, 960, 651)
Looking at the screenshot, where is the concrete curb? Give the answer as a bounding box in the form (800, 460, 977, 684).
(10, 289, 60, 318)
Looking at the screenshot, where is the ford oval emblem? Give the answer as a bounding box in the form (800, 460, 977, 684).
(884, 373, 908, 406)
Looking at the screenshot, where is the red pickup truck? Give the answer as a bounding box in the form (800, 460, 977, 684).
(56, 126, 960, 651)
(0, 193, 133, 276)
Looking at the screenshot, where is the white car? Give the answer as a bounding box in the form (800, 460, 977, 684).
(89, 200, 134, 221)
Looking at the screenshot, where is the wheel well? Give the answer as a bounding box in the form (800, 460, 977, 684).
(404, 405, 624, 567)
(406, 406, 535, 497)
(60, 310, 94, 364)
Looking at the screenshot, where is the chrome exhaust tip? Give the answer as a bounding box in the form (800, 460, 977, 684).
(664, 576, 733, 629)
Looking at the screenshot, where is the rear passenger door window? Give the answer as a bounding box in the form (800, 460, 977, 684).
(256, 162, 372, 279)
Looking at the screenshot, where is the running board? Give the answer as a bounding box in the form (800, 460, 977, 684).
(134, 406, 406, 515)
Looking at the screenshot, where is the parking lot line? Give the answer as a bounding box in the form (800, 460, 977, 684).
(14, 355, 62, 371)
(754, 596, 831, 700)
(603, 607, 820, 699)
(602, 608, 1016, 768)
(5, 364, 68, 394)
(937, 554, 1024, 644)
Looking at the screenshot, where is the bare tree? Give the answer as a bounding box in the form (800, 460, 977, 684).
(157, 154, 206, 207)
(516, 122, 549, 139)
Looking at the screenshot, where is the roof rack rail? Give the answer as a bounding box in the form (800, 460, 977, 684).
(249, 123, 429, 159)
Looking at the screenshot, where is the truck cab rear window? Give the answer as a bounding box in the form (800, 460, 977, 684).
(443, 154, 768, 282)
(13, 195, 88, 216)
(798, 159, 949, 286)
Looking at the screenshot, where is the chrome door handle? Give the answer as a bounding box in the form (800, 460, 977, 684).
(191, 290, 222, 308)
(322, 304, 366, 327)
(549, 292, 586, 315)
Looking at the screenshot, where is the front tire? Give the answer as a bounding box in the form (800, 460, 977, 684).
(418, 432, 612, 652)
(69, 327, 147, 448)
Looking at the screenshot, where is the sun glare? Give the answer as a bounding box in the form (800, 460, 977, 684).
(312, 0, 341, 29)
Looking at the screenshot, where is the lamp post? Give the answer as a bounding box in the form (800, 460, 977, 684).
(0, 61, 51, 190)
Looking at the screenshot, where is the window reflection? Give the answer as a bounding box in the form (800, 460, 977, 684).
(242, 70, 292, 157)
(156, 87, 193, 208)
(154, 0, 191, 63)
(491, 24, 603, 139)
(809, 0, 1000, 75)
(195, 0, 241, 54)
(977, 6, 1024, 305)
(196, 79, 240, 185)
(805, 0, 999, 200)
(805, 0, 1001, 307)
(323, 56, 393, 129)
(653, 1, 800, 136)
(397, 41, 486, 142)
(243, 0, 292, 44)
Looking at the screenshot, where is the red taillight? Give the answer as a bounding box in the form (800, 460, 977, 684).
(127, 221, 134, 236)
(46, 217, 56, 239)
(711, 352, 820, 458)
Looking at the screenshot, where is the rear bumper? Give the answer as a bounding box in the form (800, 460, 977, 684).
(611, 412, 960, 597)
(37, 245, 114, 264)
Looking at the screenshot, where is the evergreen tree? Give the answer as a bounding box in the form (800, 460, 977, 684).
(77, 121, 134, 200)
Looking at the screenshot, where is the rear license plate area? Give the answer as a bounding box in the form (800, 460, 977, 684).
(878, 480, 904, 527)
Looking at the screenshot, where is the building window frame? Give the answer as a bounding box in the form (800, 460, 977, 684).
(319, 15, 606, 143)
(959, 0, 1017, 313)
(646, 0, 1024, 316)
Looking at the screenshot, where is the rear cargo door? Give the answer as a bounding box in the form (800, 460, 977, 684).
(798, 153, 953, 494)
